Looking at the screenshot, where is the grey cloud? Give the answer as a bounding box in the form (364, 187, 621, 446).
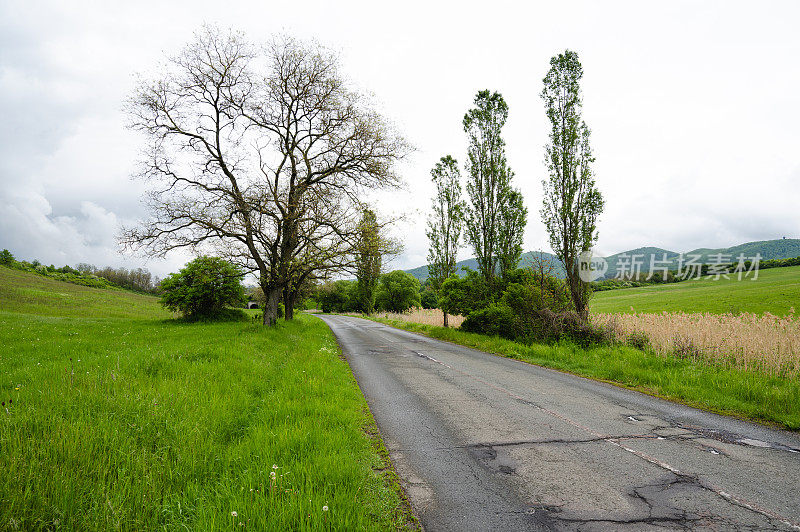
(2, 1, 799, 277)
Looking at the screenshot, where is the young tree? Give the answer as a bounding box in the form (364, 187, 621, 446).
(528, 250, 569, 311)
(463, 90, 523, 286)
(497, 189, 527, 280)
(426, 155, 463, 326)
(122, 28, 408, 326)
(540, 50, 604, 320)
(355, 209, 381, 314)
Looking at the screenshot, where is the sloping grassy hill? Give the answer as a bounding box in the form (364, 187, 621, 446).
(0, 266, 412, 530)
(0, 265, 169, 319)
(591, 265, 800, 315)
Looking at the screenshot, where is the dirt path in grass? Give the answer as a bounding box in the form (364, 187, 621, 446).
(320, 314, 800, 531)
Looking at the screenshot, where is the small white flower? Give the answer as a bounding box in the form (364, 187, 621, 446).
(272, 464, 278, 470)
(322, 505, 328, 512)
(231, 511, 238, 518)
(270, 471, 276, 479)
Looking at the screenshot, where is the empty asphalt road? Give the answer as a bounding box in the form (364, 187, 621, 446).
(319, 314, 800, 531)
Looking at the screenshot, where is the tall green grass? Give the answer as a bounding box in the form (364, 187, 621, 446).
(591, 265, 800, 315)
(367, 318, 800, 431)
(0, 266, 414, 530)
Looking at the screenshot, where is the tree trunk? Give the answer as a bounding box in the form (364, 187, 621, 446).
(573, 296, 588, 322)
(443, 311, 449, 328)
(262, 286, 281, 326)
(284, 289, 296, 321)
(567, 270, 589, 322)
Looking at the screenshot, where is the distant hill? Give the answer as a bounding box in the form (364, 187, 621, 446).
(601, 239, 800, 279)
(405, 238, 800, 281)
(405, 250, 566, 281)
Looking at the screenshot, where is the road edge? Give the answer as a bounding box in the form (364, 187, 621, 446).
(311, 313, 423, 531)
(355, 314, 800, 434)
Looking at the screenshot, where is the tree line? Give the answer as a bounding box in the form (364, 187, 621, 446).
(316, 270, 421, 315)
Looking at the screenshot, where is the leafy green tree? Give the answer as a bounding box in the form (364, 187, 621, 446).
(318, 280, 357, 313)
(0, 249, 15, 266)
(463, 90, 524, 286)
(159, 256, 245, 320)
(375, 270, 420, 313)
(426, 155, 464, 326)
(438, 269, 492, 318)
(420, 287, 439, 309)
(541, 50, 604, 320)
(355, 209, 382, 314)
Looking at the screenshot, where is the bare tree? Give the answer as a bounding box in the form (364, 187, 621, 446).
(529, 250, 559, 308)
(122, 28, 409, 325)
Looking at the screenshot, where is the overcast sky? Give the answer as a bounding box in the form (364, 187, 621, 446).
(1, 0, 798, 277)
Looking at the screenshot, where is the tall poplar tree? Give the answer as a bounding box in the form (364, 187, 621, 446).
(463, 90, 525, 286)
(426, 155, 464, 326)
(355, 209, 381, 314)
(540, 50, 604, 320)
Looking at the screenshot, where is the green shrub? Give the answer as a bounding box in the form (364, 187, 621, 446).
(527, 308, 608, 347)
(319, 280, 357, 313)
(457, 272, 575, 343)
(672, 334, 702, 360)
(159, 256, 246, 320)
(461, 304, 518, 339)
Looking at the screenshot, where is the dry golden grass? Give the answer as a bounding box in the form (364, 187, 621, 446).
(592, 311, 800, 376)
(355, 306, 800, 377)
(370, 308, 465, 328)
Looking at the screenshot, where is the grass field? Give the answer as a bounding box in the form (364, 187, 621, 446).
(365, 317, 800, 430)
(590, 265, 800, 315)
(0, 266, 414, 530)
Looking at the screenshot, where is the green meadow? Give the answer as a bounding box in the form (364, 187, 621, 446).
(591, 265, 800, 315)
(0, 266, 413, 530)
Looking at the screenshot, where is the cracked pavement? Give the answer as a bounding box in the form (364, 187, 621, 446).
(319, 314, 800, 531)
